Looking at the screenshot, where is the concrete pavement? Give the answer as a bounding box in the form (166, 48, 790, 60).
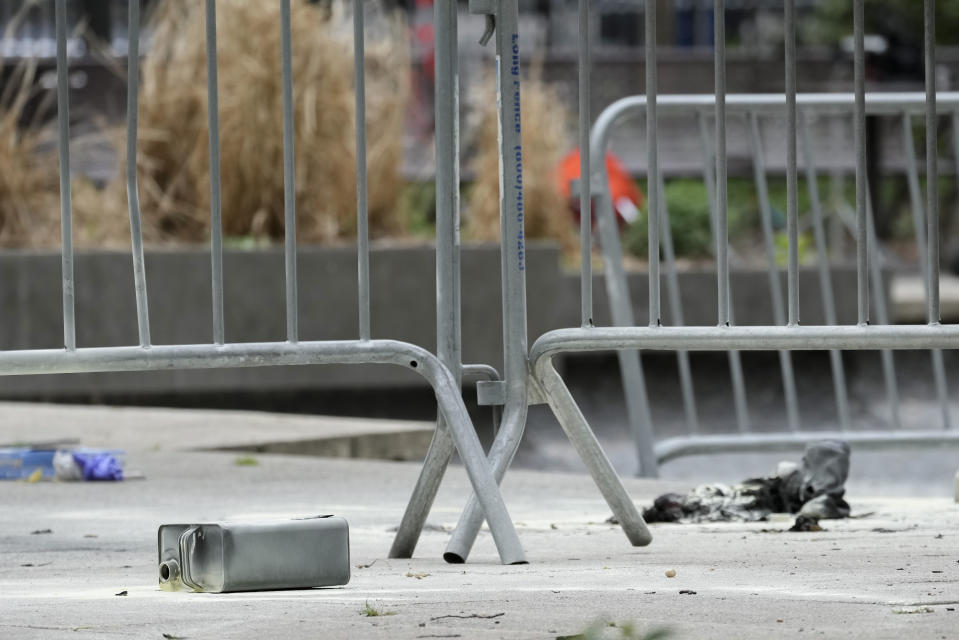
(2, 445, 958, 639)
(0, 402, 434, 461)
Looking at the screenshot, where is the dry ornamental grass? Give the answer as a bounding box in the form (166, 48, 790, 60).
(1, 0, 410, 249)
(0, 33, 60, 248)
(1, 1, 575, 253)
(465, 65, 575, 253)
(107, 0, 411, 246)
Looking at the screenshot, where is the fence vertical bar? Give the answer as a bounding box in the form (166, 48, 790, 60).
(55, 0, 75, 352)
(280, 0, 298, 343)
(866, 188, 902, 429)
(390, 0, 460, 559)
(355, 0, 371, 340)
(443, 0, 532, 564)
(698, 112, 750, 433)
(657, 171, 699, 434)
(784, 0, 799, 326)
(799, 112, 852, 430)
(205, 0, 225, 346)
(578, 0, 592, 327)
(925, 0, 940, 324)
(901, 114, 951, 430)
(646, 0, 660, 326)
(591, 161, 659, 475)
(854, 0, 869, 325)
(126, 0, 151, 348)
(714, 0, 729, 327)
(746, 112, 801, 432)
(953, 113, 959, 237)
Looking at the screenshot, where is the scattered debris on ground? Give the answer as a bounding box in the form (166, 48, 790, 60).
(406, 572, 431, 580)
(788, 515, 824, 532)
(29, 529, 52, 535)
(640, 441, 852, 527)
(430, 613, 505, 622)
(115, 590, 128, 597)
(2, 447, 125, 482)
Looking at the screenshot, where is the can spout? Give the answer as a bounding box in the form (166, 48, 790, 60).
(159, 559, 180, 584)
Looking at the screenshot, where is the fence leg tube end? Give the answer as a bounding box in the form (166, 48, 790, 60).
(535, 359, 653, 547)
(432, 364, 527, 565)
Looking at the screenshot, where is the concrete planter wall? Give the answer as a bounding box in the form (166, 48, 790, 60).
(0, 243, 880, 401)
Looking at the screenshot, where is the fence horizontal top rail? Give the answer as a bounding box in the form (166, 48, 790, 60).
(594, 92, 959, 120)
(530, 325, 959, 366)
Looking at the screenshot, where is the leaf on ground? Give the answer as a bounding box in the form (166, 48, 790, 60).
(893, 607, 934, 615)
(406, 572, 431, 580)
(233, 456, 259, 466)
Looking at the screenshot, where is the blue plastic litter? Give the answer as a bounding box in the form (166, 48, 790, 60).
(72, 452, 124, 481)
(0, 448, 124, 481)
(0, 449, 56, 480)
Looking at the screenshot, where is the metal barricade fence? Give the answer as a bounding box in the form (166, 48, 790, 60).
(20, 0, 537, 565)
(527, 0, 959, 491)
(13, 0, 959, 569)
(589, 92, 959, 477)
(424, 0, 959, 565)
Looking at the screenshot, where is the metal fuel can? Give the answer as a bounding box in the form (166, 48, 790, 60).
(157, 515, 350, 593)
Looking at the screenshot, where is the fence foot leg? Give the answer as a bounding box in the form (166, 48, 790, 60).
(443, 383, 528, 564)
(398, 360, 526, 565)
(389, 417, 455, 559)
(536, 359, 652, 547)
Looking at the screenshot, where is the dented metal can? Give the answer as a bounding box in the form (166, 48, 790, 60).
(157, 515, 350, 593)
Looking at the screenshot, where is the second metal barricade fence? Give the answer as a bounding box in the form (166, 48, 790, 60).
(435, 0, 959, 565)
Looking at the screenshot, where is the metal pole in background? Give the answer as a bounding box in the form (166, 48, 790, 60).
(657, 170, 700, 434)
(865, 188, 902, 429)
(901, 114, 951, 430)
(55, 0, 76, 352)
(579, 0, 592, 327)
(205, 0, 225, 346)
(799, 113, 852, 430)
(444, 0, 531, 564)
(714, 0, 729, 327)
(354, 0, 371, 341)
(126, 0, 151, 348)
(925, 0, 940, 324)
(746, 113, 801, 432)
(591, 160, 659, 476)
(390, 0, 460, 560)
(698, 112, 751, 433)
(280, 0, 299, 343)
(647, 0, 660, 327)
(784, 0, 799, 326)
(854, 0, 869, 325)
